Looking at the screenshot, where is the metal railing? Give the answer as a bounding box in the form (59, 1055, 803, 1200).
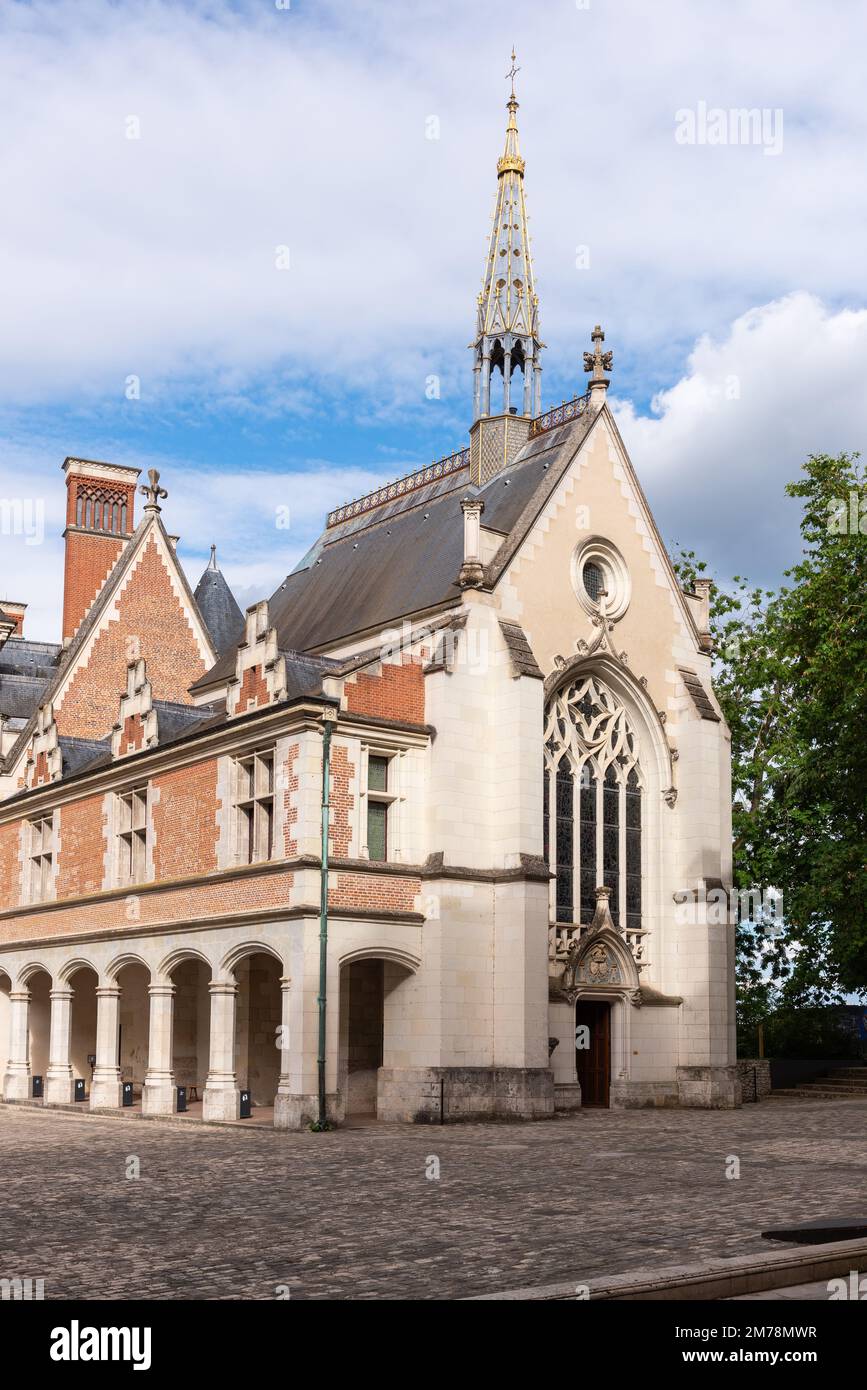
(327, 446, 470, 528)
(528, 391, 592, 439)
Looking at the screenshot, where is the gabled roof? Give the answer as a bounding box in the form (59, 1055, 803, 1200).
(0, 639, 63, 724)
(192, 412, 598, 691)
(1, 511, 217, 780)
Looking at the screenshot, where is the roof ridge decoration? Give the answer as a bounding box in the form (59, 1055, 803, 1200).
(112, 658, 158, 759)
(226, 601, 289, 718)
(326, 446, 470, 529)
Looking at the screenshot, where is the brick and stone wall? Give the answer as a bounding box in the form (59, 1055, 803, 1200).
(344, 658, 425, 725)
(152, 761, 220, 880)
(56, 537, 208, 740)
(56, 794, 106, 900)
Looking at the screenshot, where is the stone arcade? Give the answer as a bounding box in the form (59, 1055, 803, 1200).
(0, 72, 737, 1127)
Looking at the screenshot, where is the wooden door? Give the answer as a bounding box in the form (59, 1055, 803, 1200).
(575, 1001, 611, 1107)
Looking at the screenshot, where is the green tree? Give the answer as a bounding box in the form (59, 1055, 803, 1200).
(673, 452, 867, 1006)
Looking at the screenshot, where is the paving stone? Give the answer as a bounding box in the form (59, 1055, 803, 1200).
(0, 1097, 865, 1301)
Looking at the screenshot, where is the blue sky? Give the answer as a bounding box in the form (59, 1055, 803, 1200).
(1, 0, 866, 637)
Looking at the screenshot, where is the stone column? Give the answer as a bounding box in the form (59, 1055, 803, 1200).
(142, 983, 176, 1116)
(502, 349, 512, 413)
(472, 361, 481, 421)
(90, 985, 122, 1109)
(274, 976, 293, 1129)
(533, 362, 542, 417)
(523, 355, 533, 416)
(3, 990, 32, 1101)
(203, 981, 240, 1122)
(44, 987, 75, 1105)
(480, 354, 492, 416)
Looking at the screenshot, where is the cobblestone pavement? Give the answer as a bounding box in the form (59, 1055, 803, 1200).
(1, 1098, 865, 1301)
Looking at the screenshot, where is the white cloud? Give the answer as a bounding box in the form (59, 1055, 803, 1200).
(613, 293, 867, 583)
(0, 0, 865, 412)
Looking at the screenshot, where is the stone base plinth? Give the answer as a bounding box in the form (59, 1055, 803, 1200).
(90, 1077, 123, 1110)
(377, 1066, 555, 1123)
(2, 1068, 31, 1102)
(142, 1078, 177, 1116)
(273, 1091, 343, 1131)
(554, 1082, 582, 1112)
(44, 1073, 75, 1106)
(676, 1065, 739, 1109)
(610, 1080, 679, 1109)
(203, 1085, 241, 1123)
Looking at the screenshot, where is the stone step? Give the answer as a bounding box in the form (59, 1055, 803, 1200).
(771, 1087, 867, 1099)
(798, 1080, 867, 1091)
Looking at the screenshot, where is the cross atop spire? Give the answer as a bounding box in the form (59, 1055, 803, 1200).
(583, 324, 614, 409)
(584, 324, 614, 382)
(471, 58, 543, 422)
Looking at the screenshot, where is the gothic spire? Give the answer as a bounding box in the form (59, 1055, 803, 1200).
(472, 52, 544, 421)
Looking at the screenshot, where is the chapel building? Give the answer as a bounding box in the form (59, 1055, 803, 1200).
(0, 77, 738, 1125)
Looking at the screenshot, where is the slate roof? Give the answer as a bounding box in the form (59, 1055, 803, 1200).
(0, 638, 63, 723)
(192, 413, 596, 692)
(498, 620, 544, 680)
(678, 666, 721, 722)
(193, 558, 244, 657)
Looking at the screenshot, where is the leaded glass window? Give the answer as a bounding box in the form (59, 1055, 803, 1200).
(543, 674, 642, 931)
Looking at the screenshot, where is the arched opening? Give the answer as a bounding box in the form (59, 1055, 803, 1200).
(170, 959, 211, 1117)
(0, 970, 11, 1089)
(116, 961, 151, 1108)
(234, 951, 282, 1119)
(338, 956, 415, 1121)
(27, 969, 52, 1092)
(68, 965, 98, 1098)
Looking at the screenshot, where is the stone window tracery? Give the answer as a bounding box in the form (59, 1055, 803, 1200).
(543, 675, 643, 932)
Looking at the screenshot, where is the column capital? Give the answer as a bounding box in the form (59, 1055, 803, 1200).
(279, 976, 292, 992)
(10, 989, 31, 1002)
(49, 987, 74, 1002)
(148, 982, 176, 998)
(208, 980, 238, 997)
(96, 985, 122, 999)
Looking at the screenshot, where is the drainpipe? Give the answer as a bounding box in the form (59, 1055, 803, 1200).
(316, 711, 335, 1128)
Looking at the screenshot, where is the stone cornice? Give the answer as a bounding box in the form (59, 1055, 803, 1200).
(0, 903, 425, 955)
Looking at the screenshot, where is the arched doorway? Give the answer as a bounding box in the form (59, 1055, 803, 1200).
(68, 965, 98, 1099)
(170, 958, 211, 1115)
(27, 968, 51, 1094)
(116, 961, 151, 1106)
(339, 956, 415, 1120)
(234, 951, 282, 1116)
(574, 999, 611, 1107)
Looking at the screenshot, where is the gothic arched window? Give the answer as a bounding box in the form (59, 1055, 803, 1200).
(543, 674, 643, 930)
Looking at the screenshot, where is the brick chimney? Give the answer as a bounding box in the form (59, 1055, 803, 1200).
(62, 458, 140, 643)
(0, 601, 27, 636)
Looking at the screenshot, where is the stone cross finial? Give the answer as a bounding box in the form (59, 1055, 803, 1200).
(583, 324, 614, 383)
(139, 468, 168, 512)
